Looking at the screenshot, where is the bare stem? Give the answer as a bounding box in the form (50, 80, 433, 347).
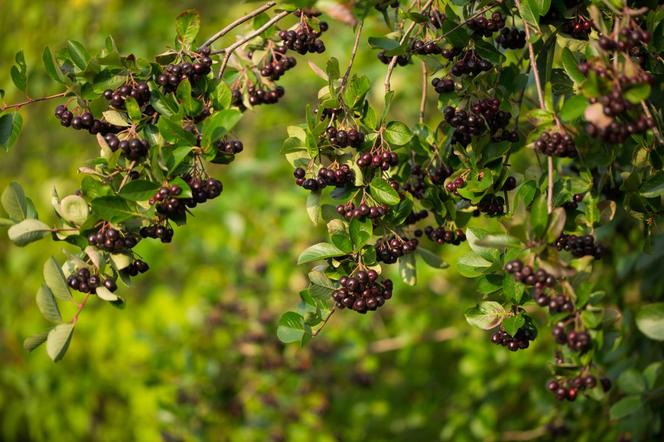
(214, 11, 291, 78)
(199, 1, 277, 50)
(0, 91, 68, 112)
(419, 61, 427, 125)
(641, 101, 664, 145)
(118, 161, 137, 190)
(312, 308, 335, 337)
(339, 20, 365, 94)
(72, 293, 91, 325)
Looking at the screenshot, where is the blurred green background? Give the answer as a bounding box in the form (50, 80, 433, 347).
(0, 1, 662, 441)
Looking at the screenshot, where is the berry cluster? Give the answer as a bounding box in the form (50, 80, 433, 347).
(325, 127, 365, 148)
(375, 236, 418, 264)
(260, 50, 297, 81)
(356, 150, 399, 170)
(405, 209, 428, 226)
(546, 374, 604, 402)
(103, 134, 149, 160)
(598, 26, 650, 53)
(122, 259, 150, 277)
(54, 105, 116, 135)
(429, 165, 453, 185)
(562, 17, 592, 40)
(150, 184, 185, 220)
(140, 224, 174, 243)
(183, 176, 223, 208)
(534, 291, 575, 314)
(563, 193, 584, 210)
(490, 324, 536, 351)
(156, 48, 213, 91)
(496, 27, 526, 49)
(552, 323, 592, 352)
(585, 91, 655, 143)
(467, 12, 505, 37)
(534, 131, 577, 158)
(246, 85, 285, 106)
(103, 81, 151, 108)
(336, 201, 389, 221)
(445, 176, 466, 194)
(431, 77, 455, 94)
(67, 268, 117, 294)
(424, 226, 466, 245)
(214, 138, 244, 155)
(450, 50, 492, 77)
(478, 194, 505, 216)
(279, 21, 327, 55)
(403, 165, 427, 199)
(377, 50, 410, 66)
(504, 260, 556, 288)
(443, 99, 516, 147)
(87, 227, 139, 252)
(411, 39, 441, 55)
(554, 234, 605, 259)
(332, 271, 393, 314)
(426, 9, 446, 28)
(293, 165, 354, 190)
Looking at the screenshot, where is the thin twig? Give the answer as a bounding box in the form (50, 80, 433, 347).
(384, 0, 436, 93)
(199, 1, 277, 50)
(515, 0, 554, 214)
(118, 161, 136, 190)
(214, 11, 291, 78)
(72, 293, 91, 325)
(501, 427, 547, 441)
(0, 91, 68, 112)
(339, 20, 365, 94)
(419, 61, 428, 125)
(368, 327, 458, 353)
(312, 308, 335, 337)
(641, 101, 664, 145)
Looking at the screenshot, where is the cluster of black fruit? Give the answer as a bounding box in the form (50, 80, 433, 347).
(246, 85, 286, 106)
(356, 150, 399, 170)
(442, 46, 462, 60)
(450, 50, 492, 77)
(577, 60, 654, 86)
(214, 138, 244, 155)
(477, 194, 505, 216)
(122, 259, 150, 277)
(585, 91, 655, 143)
(443, 99, 517, 147)
(431, 77, 454, 93)
(467, 11, 505, 37)
(260, 50, 297, 81)
(496, 27, 526, 49)
(377, 50, 410, 66)
(103, 133, 149, 160)
(534, 290, 575, 314)
(598, 89, 632, 117)
(552, 323, 592, 352)
(149, 184, 185, 220)
(546, 374, 607, 402)
(403, 164, 434, 199)
(67, 267, 117, 294)
(490, 325, 536, 351)
(156, 47, 213, 91)
(411, 39, 441, 55)
(332, 271, 393, 314)
(534, 131, 577, 158)
(562, 17, 592, 40)
(563, 193, 584, 210)
(278, 22, 327, 55)
(405, 209, 428, 226)
(325, 127, 365, 148)
(294, 165, 354, 191)
(336, 201, 389, 221)
(445, 176, 466, 194)
(505, 260, 557, 288)
(182, 176, 223, 208)
(375, 236, 418, 264)
(598, 26, 650, 53)
(554, 234, 605, 259)
(423, 226, 466, 245)
(103, 81, 151, 109)
(88, 227, 139, 252)
(140, 223, 174, 243)
(426, 9, 446, 28)
(54, 105, 116, 135)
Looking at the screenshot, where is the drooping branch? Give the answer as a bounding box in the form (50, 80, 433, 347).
(198, 1, 277, 50)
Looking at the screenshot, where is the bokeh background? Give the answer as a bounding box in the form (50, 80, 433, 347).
(1, 1, 662, 441)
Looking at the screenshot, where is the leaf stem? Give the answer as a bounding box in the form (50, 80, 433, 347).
(199, 1, 277, 50)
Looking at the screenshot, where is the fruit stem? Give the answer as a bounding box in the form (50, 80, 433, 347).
(312, 308, 335, 337)
(198, 1, 277, 50)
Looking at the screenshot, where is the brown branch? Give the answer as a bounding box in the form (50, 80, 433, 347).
(72, 293, 91, 324)
(368, 327, 458, 353)
(419, 61, 427, 125)
(214, 11, 291, 78)
(0, 91, 68, 112)
(339, 20, 365, 94)
(199, 1, 277, 50)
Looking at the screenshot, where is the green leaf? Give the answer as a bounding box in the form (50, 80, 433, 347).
(561, 48, 584, 84)
(43, 257, 72, 301)
(465, 301, 506, 330)
(624, 84, 651, 104)
(90, 196, 138, 223)
(530, 194, 548, 238)
(10, 51, 27, 92)
(545, 207, 566, 243)
(466, 228, 500, 262)
(519, 0, 540, 31)
(36, 285, 62, 323)
(118, 180, 161, 201)
(96, 286, 119, 301)
(399, 253, 416, 286)
(176, 9, 201, 47)
(384, 121, 412, 146)
(326, 57, 340, 83)
(277, 312, 308, 344)
(514, 180, 537, 211)
(66, 40, 90, 70)
(457, 253, 493, 278)
(503, 275, 525, 304)
(306, 191, 322, 225)
(640, 172, 664, 198)
(644, 362, 662, 390)
(560, 95, 587, 122)
(476, 234, 523, 249)
(201, 109, 243, 147)
(102, 110, 131, 127)
(349, 218, 372, 249)
(502, 315, 526, 336)
(416, 248, 448, 269)
(46, 323, 75, 362)
(0, 112, 23, 151)
(618, 369, 646, 394)
(368, 37, 401, 51)
(297, 242, 346, 264)
(609, 395, 643, 420)
(176, 79, 193, 113)
(370, 177, 400, 205)
(2, 181, 27, 221)
(59, 195, 89, 225)
(124, 97, 142, 121)
(8, 219, 51, 246)
(636, 303, 664, 341)
(42, 47, 67, 84)
(23, 332, 49, 352)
